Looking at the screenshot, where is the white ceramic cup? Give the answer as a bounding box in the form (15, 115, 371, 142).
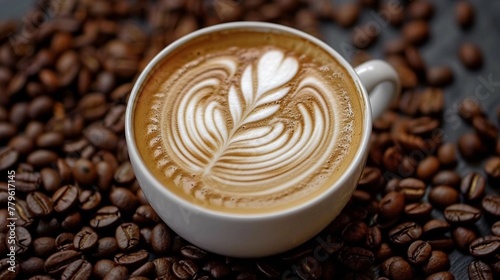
(125, 22, 400, 258)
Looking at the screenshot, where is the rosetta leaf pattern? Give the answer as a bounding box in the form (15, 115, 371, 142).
(165, 50, 334, 191)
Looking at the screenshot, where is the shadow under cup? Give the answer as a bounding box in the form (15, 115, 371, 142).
(125, 22, 372, 257)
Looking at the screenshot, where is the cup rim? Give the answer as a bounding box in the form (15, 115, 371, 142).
(125, 21, 372, 220)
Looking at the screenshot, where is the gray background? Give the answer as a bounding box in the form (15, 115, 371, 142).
(1, 0, 499, 278)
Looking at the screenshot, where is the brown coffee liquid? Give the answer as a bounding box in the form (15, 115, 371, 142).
(133, 28, 365, 214)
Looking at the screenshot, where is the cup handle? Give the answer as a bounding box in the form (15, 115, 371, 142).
(354, 60, 401, 120)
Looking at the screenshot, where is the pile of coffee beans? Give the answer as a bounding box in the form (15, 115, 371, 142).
(0, 0, 499, 279)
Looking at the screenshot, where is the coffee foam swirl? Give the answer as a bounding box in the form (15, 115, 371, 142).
(144, 49, 355, 210)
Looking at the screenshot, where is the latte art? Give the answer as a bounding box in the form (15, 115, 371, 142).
(134, 30, 363, 213)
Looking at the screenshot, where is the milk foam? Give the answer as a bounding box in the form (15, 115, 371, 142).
(142, 48, 356, 211)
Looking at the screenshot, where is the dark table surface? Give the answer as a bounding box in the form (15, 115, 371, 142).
(2, 0, 499, 279)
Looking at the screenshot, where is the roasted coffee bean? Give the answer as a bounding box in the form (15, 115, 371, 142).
(342, 221, 368, 243)
(94, 161, 114, 192)
(452, 227, 478, 251)
(491, 256, 500, 276)
(79, 189, 101, 211)
(36, 132, 64, 149)
(9, 102, 29, 127)
(8, 135, 34, 155)
(20, 256, 45, 276)
(27, 149, 59, 168)
(428, 239, 454, 253)
(0, 142, 21, 170)
(456, 0, 475, 29)
(55, 159, 73, 183)
(90, 206, 121, 229)
(427, 67, 453, 87)
(437, 143, 457, 167)
(397, 178, 426, 201)
(384, 38, 407, 56)
(420, 88, 445, 116)
(33, 237, 57, 257)
(293, 256, 322, 279)
(15, 199, 35, 227)
(16, 172, 41, 192)
(473, 117, 498, 142)
(44, 250, 81, 275)
(417, 156, 440, 181)
(61, 211, 82, 231)
(153, 257, 175, 277)
(459, 97, 485, 123)
(399, 90, 421, 115)
(429, 185, 460, 208)
(421, 251, 450, 276)
(14, 226, 31, 254)
(407, 0, 434, 20)
(485, 157, 500, 180)
(172, 259, 199, 280)
(352, 24, 379, 49)
(407, 240, 432, 265)
(28, 95, 54, 119)
(458, 132, 487, 161)
(55, 232, 76, 251)
(115, 223, 140, 251)
(78, 93, 107, 121)
(425, 271, 455, 280)
(405, 202, 433, 221)
(365, 226, 382, 249)
(73, 228, 98, 252)
(357, 166, 384, 192)
(389, 222, 422, 245)
(395, 64, 418, 89)
(423, 219, 451, 237)
(179, 245, 208, 261)
(114, 249, 149, 267)
(0, 123, 17, 142)
(26, 191, 53, 216)
(444, 204, 482, 224)
(130, 261, 155, 277)
(114, 162, 135, 185)
(469, 236, 500, 258)
(40, 168, 62, 192)
(52, 185, 79, 213)
(381, 256, 413, 280)
(23, 122, 43, 140)
(61, 259, 92, 280)
(109, 187, 138, 213)
(0, 257, 19, 280)
(468, 260, 494, 280)
(133, 205, 160, 225)
(103, 105, 126, 133)
(403, 20, 429, 45)
(335, 3, 360, 28)
(461, 172, 486, 201)
(36, 217, 61, 237)
(151, 223, 172, 255)
(492, 221, 500, 236)
(482, 195, 500, 217)
(432, 171, 461, 188)
(338, 247, 374, 271)
(92, 237, 119, 258)
(84, 125, 118, 151)
(103, 266, 128, 280)
(408, 117, 439, 136)
(72, 158, 97, 186)
(459, 43, 483, 69)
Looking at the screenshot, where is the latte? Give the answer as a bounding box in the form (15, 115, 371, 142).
(133, 28, 364, 214)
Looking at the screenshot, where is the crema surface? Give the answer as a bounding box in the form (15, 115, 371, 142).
(133, 29, 364, 214)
